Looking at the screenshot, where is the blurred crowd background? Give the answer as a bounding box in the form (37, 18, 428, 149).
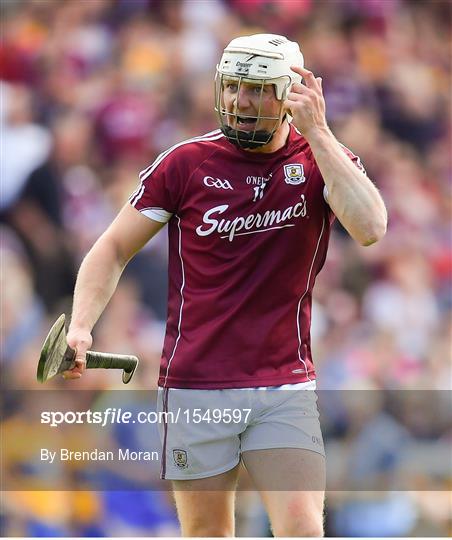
(1, 0, 450, 537)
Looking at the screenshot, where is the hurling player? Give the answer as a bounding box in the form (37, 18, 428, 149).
(64, 34, 387, 536)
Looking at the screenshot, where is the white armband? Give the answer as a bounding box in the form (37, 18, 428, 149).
(140, 207, 173, 223)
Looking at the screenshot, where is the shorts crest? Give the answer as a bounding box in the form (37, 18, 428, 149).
(173, 448, 188, 468)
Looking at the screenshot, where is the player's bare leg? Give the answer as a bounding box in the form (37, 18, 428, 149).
(242, 448, 325, 537)
(172, 464, 240, 537)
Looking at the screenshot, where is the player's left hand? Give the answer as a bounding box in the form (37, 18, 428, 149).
(284, 66, 328, 139)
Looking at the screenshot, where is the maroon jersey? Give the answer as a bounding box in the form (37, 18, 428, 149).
(130, 126, 364, 389)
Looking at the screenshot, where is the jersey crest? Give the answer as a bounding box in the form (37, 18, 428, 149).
(284, 163, 305, 185)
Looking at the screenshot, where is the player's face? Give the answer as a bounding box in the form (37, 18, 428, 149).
(222, 79, 282, 133)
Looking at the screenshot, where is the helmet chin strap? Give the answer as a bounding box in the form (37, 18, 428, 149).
(220, 113, 288, 150)
(220, 125, 274, 149)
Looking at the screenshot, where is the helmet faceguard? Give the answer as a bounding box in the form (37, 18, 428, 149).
(215, 34, 304, 149)
(215, 74, 290, 149)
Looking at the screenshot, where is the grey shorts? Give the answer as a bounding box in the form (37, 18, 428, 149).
(157, 381, 324, 480)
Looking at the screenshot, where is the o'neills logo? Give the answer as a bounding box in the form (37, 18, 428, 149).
(196, 195, 307, 242)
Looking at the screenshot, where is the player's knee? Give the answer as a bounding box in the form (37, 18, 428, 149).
(273, 516, 324, 537)
(271, 493, 324, 537)
(183, 524, 233, 537)
(181, 517, 234, 537)
(300, 521, 324, 538)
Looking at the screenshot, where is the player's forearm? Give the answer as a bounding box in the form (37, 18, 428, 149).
(69, 235, 126, 333)
(307, 127, 387, 246)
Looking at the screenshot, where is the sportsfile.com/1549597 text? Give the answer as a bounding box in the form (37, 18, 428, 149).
(40, 407, 252, 427)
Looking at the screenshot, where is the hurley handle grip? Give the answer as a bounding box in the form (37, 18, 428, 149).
(85, 351, 139, 384)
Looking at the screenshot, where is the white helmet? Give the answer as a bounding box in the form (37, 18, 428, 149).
(215, 34, 304, 148)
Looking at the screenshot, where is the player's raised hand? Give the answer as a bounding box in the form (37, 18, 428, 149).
(62, 327, 92, 379)
(284, 66, 327, 139)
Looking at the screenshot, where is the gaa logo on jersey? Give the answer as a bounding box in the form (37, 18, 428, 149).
(283, 163, 305, 185)
(173, 449, 188, 468)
